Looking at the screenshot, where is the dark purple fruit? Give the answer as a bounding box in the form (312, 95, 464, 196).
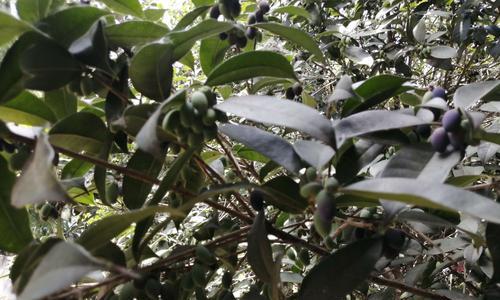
(236, 36, 247, 48)
(247, 13, 256, 25)
(430, 127, 449, 153)
(285, 87, 295, 99)
(246, 27, 257, 39)
(442, 109, 462, 132)
(416, 124, 431, 139)
(383, 229, 406, 259)
(255, 9, 265, 22)
(258, 0, 270, 13)
(315, 190, 336, 222)
(210, 5, 221, 19)
(448, 131, 466, 150)
(432, 86, 446, 99)
(292, 82, 303, 96)
(228, 32, 238, 45)
(249, 190, 264, 211)
(219, 32, 228, 40)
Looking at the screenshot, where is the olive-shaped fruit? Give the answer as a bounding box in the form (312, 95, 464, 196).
(285, 87, 295, 99)
(305, 167, 317, 181)
(448, 131, 466, 150)
(442, 109, 462, 132)
(292, 82, 303, 96)
(145, 278, 162, 299)
(248, 13, 257, 25)
(324, 177, 339, 193)
(255, 9, 265, 22)
(191, 92, 209, 114)
(221, 271, 233, 289)
(416, 124, 431, 139)
(315, 190, 336, 223)
(39, 204, 55, 221)
(119, 282, 138, 300)
(432, 86, 446, 99)
(246, 27, 257, 39)
(210, 5, 221, 19)
(195, 245, 216, 265)
(236, 36, 247, 48)
(314, 209, 332, 238)
(430, 127, 449, 153)
(383, 228, 406, 258)
(249, 190, 265, 211)
(300, 182, 322, 198)
(202, 109, 217, 126)
(219, 32, 228, 40)
(180, 102, 195, 128)
(258, 0, 270, 13)
(191, 264, 206, 287)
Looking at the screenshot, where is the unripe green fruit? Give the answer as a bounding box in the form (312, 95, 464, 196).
(191, 92, 209, 114)
(105, 182, 119, 204)
(196, 245, 215, 265)
(191, 264, 206, 287)
(145, 278, 162, 299)
(221, 272, 233, 289)
(202, 109, 217, 126)
(298, 248, 310, 265)
(324, 177, 339, 193)
(162, 110, 180, 132)
(300, 182, 322, 198)
(314, 210, 332, 238)
(314, 190, 336, 225)
(180, 102, 195, 128)
(305, 167, 317, 181)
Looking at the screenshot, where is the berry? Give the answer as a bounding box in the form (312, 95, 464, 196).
(430, 127, 449, 153)
(236, 36, 247, 48)
(258, 0, 270, 13)
(448, 131, 466, 150)
(442, 109, 462, 132)
(305, 167, 317, 181)
(315, 190, 336, 223)
(246, 27, 257, 39)
(195, 245, 215, 265)
(285, 87, 295, 99)
(300, 182, 322, 198)
(228, 32, 238, 45)
(249, 190, 264, 211)
(247, 13, 256, 25)
(191, 91, 209, 114)
(324, 177, 339, 193)
(255, 9, 265, 22)
(432, 86, 446, 99)
(210, 5, 220, 19)
(383, 229, 406, 258)
(415, 124, 431, 139)
(219, 32, 228, 40)
(292, 82, 303, 96)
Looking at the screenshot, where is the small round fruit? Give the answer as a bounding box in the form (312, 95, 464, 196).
(300, 182, 322, 198)
(39, 204, 54, 221)
(202, 109, 217, 126)
(119, 282, 138, 300)
(324, 177, 339, 193)
(416, 124, 431, 139)
(228, 32, 238, 45)
(191, 92, 209, 114)
(285, 87, 295, 99)
(247, 13, 257, 25)
(250, 190, 265, 211)
(219, 32, 228, 40)
(448, 130, 466, 150)
(442, 109, 462, 132)
(236, 36, 247, 48)
(314, 210, 332, 237)
(180, 102, 195, 128)
(315, 190, 336, 223)
(258, 0, 270, 13)
(255, 9, 265, 22)
(145, 278, 162, 299)
(246, 27, 257, 39)
(383, 228, 406, 258)
(292, 82, 303, 96)
(430, 127, 450, 153)
(305, 167, 317, 181)
(210, 5, 221, 19)
(195, 245, 215, 265)
(432, 86, 446, 99)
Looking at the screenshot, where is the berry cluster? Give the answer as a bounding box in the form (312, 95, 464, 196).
(285, 82, 303, 99)
(162, 87, 227, 149)
(246, 0, 270, 39)
(430, 108, 470, 153)
(299, 167, 339, 238)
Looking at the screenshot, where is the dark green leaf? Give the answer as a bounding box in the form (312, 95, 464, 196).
(0, 156, 33, 253)
(215, 95, 334, 145)
(219, 124, 302, 173)
(173, 5, 211, 31)
(343, 178, 500, 224)
(254, 22, 325, 63)
(200, 36, 230, 75)
(453, 80, 500, 109)
(69, 20, 112, 73)
(99, 0, 144, 18)
(44, 87, 77, 120)
(0, 91, 57, 126)
(292, 140, 335, 170)
(16, 0, 52, 23)
(262, 176, 308, 213)
(299, 237, 384, 300)
(335, 140, 384, 184)
(0, 10, 32, 46)
(272, 6, 312, 20)
(206, 51, 297, 86)
(130, 42, 173, 101)
(106, 21, 169, 48)
(247, 211, 277, 283)
(61, 159, 93, 179)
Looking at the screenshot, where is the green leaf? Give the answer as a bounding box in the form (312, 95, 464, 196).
(99, 0, 144, 18)
(219, 124, 303, 173)
(44, 87, 77, 120)
(18, 242, 101, 300)
(200, 36, 230, 75)
(299, 237, 384, 300)
(69, 20, 112, 73)
(412, 17, 426, 44)
(453, 80, 500, 109)
(106, 21, 169, 48)
(49, 112, 109, 158)
(0, 91, 57, 126)
(206, 51, 297, 86)
(249, 77, 294, 94)
(292, 140, 335, 170)
(0, 10, 32, 47)
(247, 211, 278, 284)
(130, 42, 173, 101)
(0, 156, 33, 253)
(334, 110, 427, 146)
(123, 150, 164, 209)
(262, 176, 308, 213)
(343, 178, 500, 224)
(39, 6, 109, 47)
(430, 46, 457, 59)
(215, 95, 334, 145)
(77, 206, 184, 252)
(344, 46, 374, 66)
(165, 19, 234, 61)
(254, 23, 325, 63)
(11, 132, 70, 208)
(335, 140, 384, 184)
(173, 5, 211, 31)
(486, 223, 500, 283)
(272, 6, 312, 21)
(16, 0, 52, 23)
(20, 41, 83, 91)
(61, 159, 93, 179)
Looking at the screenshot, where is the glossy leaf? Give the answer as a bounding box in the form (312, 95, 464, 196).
(299, 237, 384, 300)
(219, 124, 302, 173)
(16, 0, 52, 23)
(11, 133, 70, 208)
(0, 91, 57, 126)
(0, 10, 32, 46)
(430, 46, 457, 59)
(453, 80, 500, 108)
(273, 6, 312, 20)
(343, 178, 500, 224)
(215, 95, 334, 145)
(345, 46, 374, 66)
(99, 0, 144, 18)
(173, 5, 210, 30)
(44, 87, 77, 120)
(0, 156, 33, 253)
(199, 36, 230, 75)
(254, 22, 325, 63)
(106, 21, 169, 48)
(412, 17, 426, 43)
(247, 211, 277, 283)
(262, 176, 308, 213)
(292, 140, 335, 170)
(335, 140, 384, 184)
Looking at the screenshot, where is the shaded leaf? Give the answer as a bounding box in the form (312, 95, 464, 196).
(200, 36, 230, 75)
(44, 87, 77, 120)
(293, 140, 335, 170)
(106, 21, 169, 48)
(453, 80, 500, 109)
(0, 91, 57, 126)
(0, 10, 32, 47)
(16, 0, 52, 23)
(335, 140, 384, 184)
(262, 176, 308, 213)
(412, 17, 426, 43)
(345, 46, 374, 66)
(173, 5, 210, 31)
(69, 20, 112, 73)
(273, 6, 312, 21)
(247, 211, 277, 283)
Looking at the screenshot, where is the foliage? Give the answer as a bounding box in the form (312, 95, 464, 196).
(0, 0, 499, 299)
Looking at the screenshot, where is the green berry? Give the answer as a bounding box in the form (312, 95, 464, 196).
(202, 109, 217, 126)
(324, 177, 339, 193)
(300, 182, 322, 198)
(180, 102, 195, 128)
(305, 167, 317, 181)
(191, 91, 209, 114)
(195, 245, 215, 265)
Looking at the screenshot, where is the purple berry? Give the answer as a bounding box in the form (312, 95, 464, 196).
(315, 190, 336, 222)
(219, 32, 228, 40)
(432, 86, 446, 99)
(258, 0, 270, 13)
(250, 190, 264, 211)
(236, 36, 247, 48)
(430, 127, 450, 153)
(442, 109, 462, 132)
(247, 13, 256, 25)
(448, 131, 466, 150)
(246, 27, 257, 39)
(255, 9, 265, 22)
(209, 5, 220, 19)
